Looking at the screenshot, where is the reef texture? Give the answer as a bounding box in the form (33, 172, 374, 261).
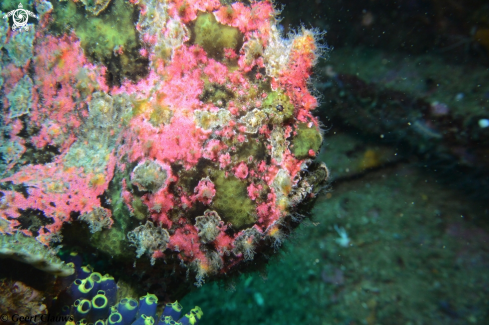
(0, 279, 47, 321)
(0, 0, 328, 289)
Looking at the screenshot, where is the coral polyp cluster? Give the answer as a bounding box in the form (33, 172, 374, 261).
(0, 0, 328, 293)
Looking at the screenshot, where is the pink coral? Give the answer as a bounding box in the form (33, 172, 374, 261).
(234, 162, 249, 179)
(122, 115, 211, 169)
(168, 0, 220, 23)
(203, 59, 228, 84)
(0, 160, 114, 245)
(29, 34, 107, 151)
(247, 183, 263, 200)
(219, 152, 231, 169)
(168, 224, 206, 262)
(203, 139, 228, 161)
(192, 178, 216, 205)
(214, 1, 275, 40)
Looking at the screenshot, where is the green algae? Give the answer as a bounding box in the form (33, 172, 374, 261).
(192, 12, 242, 60)
(291, 123, 322, 158)
(210, 170, 256, 230)
(262, 90, 295, 124)
(89, 223, 129, 258)
(200, 82, 235, 107)
(50, 0, 147, 83)
(149, 103, 173, 127)
(235, 134, 267, 162)
(131, 196, 149, 221)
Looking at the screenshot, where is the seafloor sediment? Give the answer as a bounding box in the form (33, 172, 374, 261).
(182, 129, 489, 324)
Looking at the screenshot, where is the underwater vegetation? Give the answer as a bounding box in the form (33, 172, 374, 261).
(0, 0, 328, 313)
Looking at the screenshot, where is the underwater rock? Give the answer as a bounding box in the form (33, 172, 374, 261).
(0, 0, 329, 295)
(0, 233, 74, 276)
(0, 279, 47, 322)
(6, 75, 32, 118)
(4, 26, 35, 67)
(316, 72, 489, 169)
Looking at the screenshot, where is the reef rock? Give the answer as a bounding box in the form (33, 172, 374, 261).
(0, 0, 329, 294)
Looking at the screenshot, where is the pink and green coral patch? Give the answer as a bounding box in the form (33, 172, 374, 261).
(0, 0, 329, 289)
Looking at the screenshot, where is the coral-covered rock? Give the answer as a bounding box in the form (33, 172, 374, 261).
(0, 233, 73, 276)
(0, 0, 329, 294)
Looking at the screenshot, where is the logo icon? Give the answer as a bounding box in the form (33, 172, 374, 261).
(3, 3, 38, 32)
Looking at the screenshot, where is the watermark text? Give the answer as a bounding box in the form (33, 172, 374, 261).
(0, 314, 74, 323)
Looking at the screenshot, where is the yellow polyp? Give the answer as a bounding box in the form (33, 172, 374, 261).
(199, 114, 213, 129)
(134, 100, 151, 116)
(200, 260, 210, 273)
(178, 0, 188, 15)
(282, 183, 292, 196)
(57, 59, 65, 70)
(225, 5, 234, 17)
(47, 182, 64, 193)
(293, 32, 316, 54)
(90, 173, 106, 187)
(150, 104, 173, 126)
(64, 167, 77, 174)
(181, 108, 193, 119)
(277, 197, 288, 210)
(269, 225, 279, 237)
(144, 140, 154, 152)
(48, 126, 61, 136)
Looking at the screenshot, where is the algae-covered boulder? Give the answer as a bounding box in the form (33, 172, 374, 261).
(0, 0, 329, 296)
